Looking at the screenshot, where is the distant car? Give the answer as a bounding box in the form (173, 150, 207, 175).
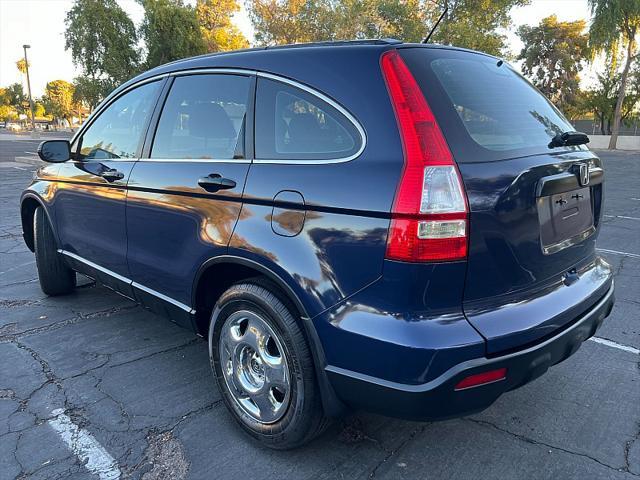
(21, 39, 614, 449)
(7, 123, 22, 132)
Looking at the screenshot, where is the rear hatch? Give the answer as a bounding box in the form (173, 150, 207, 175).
(399, 46, 611, 354)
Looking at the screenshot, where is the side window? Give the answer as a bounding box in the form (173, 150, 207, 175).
(151, 74, 250, 160)
(255, 78, 361, 161)
(79, 81, 160, 160)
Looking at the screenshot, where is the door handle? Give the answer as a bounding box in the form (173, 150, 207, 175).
(198, 174, 236, 192)
(100, 169, 125, 182)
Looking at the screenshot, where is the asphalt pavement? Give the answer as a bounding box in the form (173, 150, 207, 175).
(0, 131, 638, 479)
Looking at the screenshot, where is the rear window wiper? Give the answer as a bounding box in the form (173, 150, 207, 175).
(548, 131, 589, 149)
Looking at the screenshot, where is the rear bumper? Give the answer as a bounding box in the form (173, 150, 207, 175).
(325, 283, 614, 421)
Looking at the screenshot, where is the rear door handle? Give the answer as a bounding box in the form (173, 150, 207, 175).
(100, 169, 124, 182)
(198, 174, 236, 192)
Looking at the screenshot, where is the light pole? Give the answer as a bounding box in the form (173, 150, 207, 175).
(22, 44, 36, 132)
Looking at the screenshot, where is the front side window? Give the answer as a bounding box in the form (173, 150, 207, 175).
(255, 78, 362, 161)
(151, 74, 250, 160)
(79, 81, 161, 160)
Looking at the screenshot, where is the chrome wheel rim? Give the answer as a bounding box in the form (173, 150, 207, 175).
(219, 310, 291, 424)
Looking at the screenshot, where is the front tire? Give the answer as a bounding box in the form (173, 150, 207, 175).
(209, 282, 328, 449)
(33, 207, 75, 296)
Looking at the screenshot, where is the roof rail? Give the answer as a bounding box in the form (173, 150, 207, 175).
(265, 38, 403, 50)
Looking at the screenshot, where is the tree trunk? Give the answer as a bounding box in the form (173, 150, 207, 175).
(608, 34, 635, 149)
(599, 113, 605, 135)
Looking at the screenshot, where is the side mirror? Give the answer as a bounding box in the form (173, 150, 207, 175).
(37, 140, 71, 163)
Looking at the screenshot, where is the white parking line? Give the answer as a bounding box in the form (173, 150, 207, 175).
(596, 248, 640, 259)
(48, 409, 121, 480)
(589, 337, 640, 355)
(604, 214, 640, 221)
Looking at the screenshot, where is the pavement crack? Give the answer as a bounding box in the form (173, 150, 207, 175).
(466, 418, 638, 476)
(625, 420, 640, 475)
(102, 337, 202, 371)
(368, 424, 427, 478)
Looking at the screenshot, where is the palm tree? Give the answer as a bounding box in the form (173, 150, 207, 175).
(588, 0, 640, 149)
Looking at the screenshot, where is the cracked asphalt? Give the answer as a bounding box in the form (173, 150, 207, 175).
(1, 132, 638, 479)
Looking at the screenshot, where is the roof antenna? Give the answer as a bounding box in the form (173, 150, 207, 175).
(422, 3, 448, 44)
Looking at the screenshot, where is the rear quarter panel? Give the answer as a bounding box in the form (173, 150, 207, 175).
(227, 46, 404, 317)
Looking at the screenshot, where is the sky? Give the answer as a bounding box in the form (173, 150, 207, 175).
(0, 0, 596, 97)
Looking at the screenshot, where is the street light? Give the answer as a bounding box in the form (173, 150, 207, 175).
(22, 44, 36, 132)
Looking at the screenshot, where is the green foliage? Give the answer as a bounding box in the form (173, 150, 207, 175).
(44, 80, 76, 123)
(16, 59, 29, 75)
(4, 83, 26, 109)
(248, 0, 431, 45)
(0, 88, 19, 122)
(140, 0, 208, 69)
(247, 0, 527, 55)
(65, 0, 139, 85)
(588, 0, 640, 55)
(34, 102, 46, 118)
(0, 105, 18, 122)
(517, 15, 590, 112)
(73, 76, 109, 111)
(196, 0, 249, 52)
(429, 0, 530, 56)
(588, 0, 640, 147)
(584, 60, 640, 133)
(248, 0, 328, 44)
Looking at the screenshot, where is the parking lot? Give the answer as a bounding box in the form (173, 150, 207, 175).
(0, 131, 638, 480)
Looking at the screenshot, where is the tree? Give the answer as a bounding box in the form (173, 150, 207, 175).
(517, 15, 590, 112)
(5, 83, 26, 108)
(196, 0, 248, 52)
(34, 102, 46, 118)
(248, 0, 328, 45)
(65, 0, 140, 87)
(0, 88, 18, 122)
(248, 0, 429, 45)
(72, 76, 108, 112)
(588, 0, 640, 149)
(333, 0, 426, 41)
(139, 0, 207, 69)
(585, 60, 640, 134)
(44, 80, 76, 126)
(428, 0, 530, 56)
(16, 59, 29, 75)
(247, 0, 527, 55)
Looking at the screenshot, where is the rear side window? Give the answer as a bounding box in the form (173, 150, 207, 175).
(255, 78, 362, 161)
(399, 48, 580, 162)
(151, 74, 250, 160)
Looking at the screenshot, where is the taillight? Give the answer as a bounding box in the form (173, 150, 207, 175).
(381, 50, 468, 262)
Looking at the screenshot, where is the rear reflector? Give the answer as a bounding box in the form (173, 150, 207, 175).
(381, 50, 468, 263)
(454, 368, 507, 391)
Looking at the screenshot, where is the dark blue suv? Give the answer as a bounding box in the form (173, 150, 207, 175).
(22, 40, 614, 449)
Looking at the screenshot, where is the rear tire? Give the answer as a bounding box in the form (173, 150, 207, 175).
(33, 207, 75, 296)
(210, 282, 329, 449)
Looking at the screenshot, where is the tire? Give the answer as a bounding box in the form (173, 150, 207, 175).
(33, 206, 76, 296)
(209, 281, 329, 449)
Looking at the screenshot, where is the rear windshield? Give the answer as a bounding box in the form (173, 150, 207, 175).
(400, 48, 582, 162)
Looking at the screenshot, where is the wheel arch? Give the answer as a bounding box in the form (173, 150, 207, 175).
(20, 193, 55, 253)
(192, 254, 346, 417)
